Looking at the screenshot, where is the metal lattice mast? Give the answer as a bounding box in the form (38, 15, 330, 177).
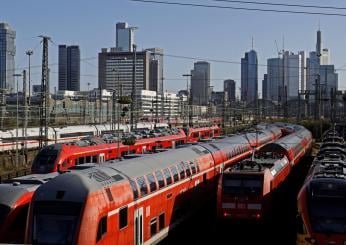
(39, 36, 50, 148)
(131, 44, 137, 130)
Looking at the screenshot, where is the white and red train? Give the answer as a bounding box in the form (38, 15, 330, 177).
(216, 124, 312, 221)
(0, 122, 169, 152)
(297, 129, 346, 244)
(23, 124, 282, 245)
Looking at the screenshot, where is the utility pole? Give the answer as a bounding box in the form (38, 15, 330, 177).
(13, 73, 22, 167)
(87, 82, 90, 124)
(183, 73, 192, 128)
(284, 85, 288, 119)
(131, 44, 137, 130)
(155, 90, 158, 128)
(38, 35, 50, 148)
(99, 86, 102, 124)
(22, 70, 28, 163)
(26, 50, 33, 106)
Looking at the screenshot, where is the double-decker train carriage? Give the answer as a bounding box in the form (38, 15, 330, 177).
(217, 126, 312, 221)
(297, 129, 346, 245)
(186, 125, 221, 142)
(0, 173, 58, 243)
(30, 126, 222, 174)
(25, 124, 281, 245)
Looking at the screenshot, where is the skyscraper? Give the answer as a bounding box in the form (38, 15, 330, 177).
(191, 61, 210, 106)
(147, 48, 164, 93)
(58, 45, 80, 91)
(241, 50, 258, 103)
(224, 79, 236, 102)
(262, 74, 268, 100)
(116, 22, 135, 52)
(0, 23, 16, 91)
(98, 48, 151, 95)
(307, 29, 330, 91)
(266, 51, 305, 101)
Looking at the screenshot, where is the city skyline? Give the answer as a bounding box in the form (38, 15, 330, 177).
(1, 0, 346, 96)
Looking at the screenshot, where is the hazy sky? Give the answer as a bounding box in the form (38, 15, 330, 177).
(2, 0, 346, 96)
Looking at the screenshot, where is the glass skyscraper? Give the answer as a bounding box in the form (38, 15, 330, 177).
(241, 50, 258, 104)
(58, 45, 80, 91)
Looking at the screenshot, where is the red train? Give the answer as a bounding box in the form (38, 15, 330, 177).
(297, 129, 346, 245)
(25, 124, 282, 245)
(31, 126, 221, 174)
(217, 125, 312, 221)
(0, 173, 58, 243)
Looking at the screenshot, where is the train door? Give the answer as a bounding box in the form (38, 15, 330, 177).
(98, 153, 105, 163)
(134, 207, 144, 245)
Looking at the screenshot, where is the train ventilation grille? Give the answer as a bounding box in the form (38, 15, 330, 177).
(209, 144, 220, 150)
(88, 170, 112, 182)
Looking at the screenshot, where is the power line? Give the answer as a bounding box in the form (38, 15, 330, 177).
(211, 0, 346, 11)
(129, 0, 346, 17)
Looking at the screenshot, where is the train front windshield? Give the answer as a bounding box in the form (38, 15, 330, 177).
(32, 201, 81, 245)
(0, 204, 11, 226)
(31, 149, 59, 173)
(223, 175, 263, 196)
(310, 197, 346, 234)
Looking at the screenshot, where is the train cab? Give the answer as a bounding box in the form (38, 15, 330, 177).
(217, 153, 290, 221)
(31, 144, 63, 174)
(0, 173, 58, 243)
(217, 168, 265, 221)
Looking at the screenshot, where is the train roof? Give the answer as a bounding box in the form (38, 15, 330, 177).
(0, 173, 58, 207)
(105, 144, 209, 179)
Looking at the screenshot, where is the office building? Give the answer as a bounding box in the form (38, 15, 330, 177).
(241, 50, 258, 103)
(58, 45, 80, 91)
(262, 74, 268, 100)
(191, 61, 210, 106)
(98, 48, 150, 95)
(147, 48, 164, 93)
(116, 22, 136, 52)
(266, 51, 305, 101)
(224, 79, 236, 102)
(0, 23, 16, 91)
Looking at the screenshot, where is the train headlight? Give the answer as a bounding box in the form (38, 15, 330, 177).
(304, 237, 317, 244)
(343, 241, 346, 245)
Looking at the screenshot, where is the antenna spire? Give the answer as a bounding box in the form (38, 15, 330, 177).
(251, 36, 254, 50)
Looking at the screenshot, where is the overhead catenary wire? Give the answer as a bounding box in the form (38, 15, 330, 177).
(210, 0, 346, 11)
(129, 0, 346, 17)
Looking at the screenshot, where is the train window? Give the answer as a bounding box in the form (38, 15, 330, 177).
(150, 218, 157, 237)
(170, 166, 179, 182)
(163, 168, 172, 185)
(159, 213, 165, 231)
(79, 157, 85, 165)
(130, 180, 139, 200)
(96, 216, 107, 242)
(136, 176, 148, 196)
(195, 161, 200, 173)
(189, 162, 196, 175)
(92, 156, 97, 163)
(146, 173, 157, 192)
(119, 206, 128, 229)
(86, 156, 91, 163)
(155, 170, 165, 189)
(9, 204, 29, 231)
(177, 163, 185, 179)
(183, 162, 191, 177)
